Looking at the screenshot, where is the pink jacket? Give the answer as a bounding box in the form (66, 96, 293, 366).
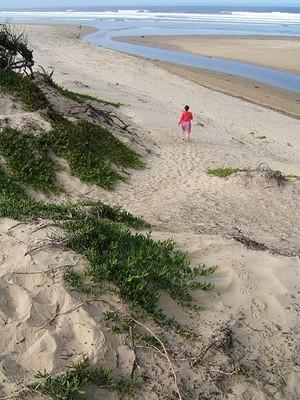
(178, 111, 193, 124)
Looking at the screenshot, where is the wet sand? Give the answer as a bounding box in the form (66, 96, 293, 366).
(115, 35, 300, 74)
(115, 35, 300, 118)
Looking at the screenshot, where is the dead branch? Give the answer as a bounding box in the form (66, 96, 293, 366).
(192, 322, 233, 368)
(208, 367, 236, 376)
(129, 316, 182, 400)
(25, 238, 68, 256)
(35, 301, 88, 332)
(31, 222, 59, 234)
(8, 222, 31, 231)
(231, 228, 268, 252)
(0, 24, 34, 76)
(256, 162, 286, 187)
(35, 299, 111, 333)
(136, 344, 166, 357)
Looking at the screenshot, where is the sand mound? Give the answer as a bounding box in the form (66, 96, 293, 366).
(153, 230, 300, 400)
(0, 219, 135, 398)
(0, 95, 52, 133)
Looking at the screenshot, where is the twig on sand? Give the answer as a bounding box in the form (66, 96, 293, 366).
(35, 301, 87, 332)
(0, 311, 7, 325)
(191, 341, 217, 367)
(129, 326, 141, 377)
(31, 222, 58, 234)
(7, 222, 30, 231)
(192, 321, 233, 368)
(13, 263, 77, 276)
(129, 316, 182, 400)
(35, 299, 112, 333)
(208, 367, 236, 376)
(232, 137, 246, 145)
(25, 238, 68, 256)
(0, 386, 36, 400)
(136, 344, 166, 356)
(0, 368, 71, 400)
(243, 321, 264, 333)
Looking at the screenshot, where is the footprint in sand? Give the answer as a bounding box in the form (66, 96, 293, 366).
(0, 254, 7, 265)
(261, 321, 277, 338)
(239, 267, 258, 296)
(251, 297, 267, 319)
(240, 281, 258, 296)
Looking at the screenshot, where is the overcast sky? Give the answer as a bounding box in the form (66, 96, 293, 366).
(1, 0, 299, 9)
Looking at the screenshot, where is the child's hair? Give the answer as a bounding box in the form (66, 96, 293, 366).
(184, 105, 190, 111)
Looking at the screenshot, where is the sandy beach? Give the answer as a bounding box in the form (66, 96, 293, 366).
(1, 24, 300, 399)
(115, 35, 300, 118)
(115, 35, 300, 74)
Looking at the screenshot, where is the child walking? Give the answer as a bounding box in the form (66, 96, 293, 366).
(178, 105, 193, 141)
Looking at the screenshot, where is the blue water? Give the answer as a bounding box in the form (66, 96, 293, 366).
(1, 5, 300, 93)
(87, 30, 300, 93)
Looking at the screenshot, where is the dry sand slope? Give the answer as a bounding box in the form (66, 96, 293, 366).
(0, 24, 300, 399)
(0, 219, 136, 399)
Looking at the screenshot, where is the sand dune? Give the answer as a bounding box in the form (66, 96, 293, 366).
(0, 24, 300, 399)
(0, 219, 136, 397)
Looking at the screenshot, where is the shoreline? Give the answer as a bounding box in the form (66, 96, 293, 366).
(153, 60, 300, 119)
(112, 35, 300, 119)
(12, 23, 300, 117)
(114, 34, 300, 75)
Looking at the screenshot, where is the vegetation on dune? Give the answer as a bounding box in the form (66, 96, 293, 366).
(0, 167, 213, 323)
(0, 28, 212, 330)
(0, 68, 49, 111)
(207, 167, 245, 178)
(64, 217, 214, 314)
(53, 81, 122, 108)
(207, 164, 298, 185)
(0, 164, 77, 220)
(81, 201, 150, 229)
(0, 73, 144, 190)
(0, 127, 59, 192)
(48, 118, 145, 190)
(0, 25, 143, 191)
(36, 358, 138, 400)
(39, 66, 121, 108)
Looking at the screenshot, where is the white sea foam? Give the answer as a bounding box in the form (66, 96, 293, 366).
(0, 10, 299, 25)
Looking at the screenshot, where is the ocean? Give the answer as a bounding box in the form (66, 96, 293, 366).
(1, 5, 300, 92)
(1, 5, 300, 37)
